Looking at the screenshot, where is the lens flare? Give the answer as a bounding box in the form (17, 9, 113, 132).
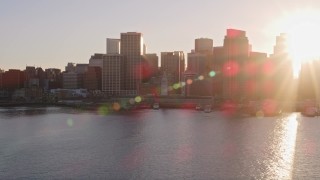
(67, 118, 74, 127)
(98, 105, 109, 116)
(112, 102, 121, 111)
(129, 98, 135, 105)
(223, 61, 239, 77)
(135, 96, 142, 103)
(173, 83, 180, 89)
(209, 71, 216, 77)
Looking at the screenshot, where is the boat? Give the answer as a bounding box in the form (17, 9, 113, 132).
(248, 99, 282, 117)
(204, 105, 212, 113)
(195, 104, 202, 111)
(302, 105, 318, 117)
(152, 103, 159, 110)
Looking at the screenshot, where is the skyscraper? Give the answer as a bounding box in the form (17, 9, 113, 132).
(222, 29, 250, 101)
(107, 38, 120, 54)
(161, 51, 185, 84)
(89, 53, 104, 69)
(299, 60, 320, 101)
(270, 33, 294, 102)
(142, 53, 159, 80)
(120, 32, 143, 95)
(187, 52, 206, 75)
(195, 38, 213, 55)
(102, 54, 122, 95)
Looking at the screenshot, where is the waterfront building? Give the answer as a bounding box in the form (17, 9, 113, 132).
(45, 68, 62, 90)
(222, 29, 251, 101)
(62, 71, 80, 89)
(75, 64, 89, 89)
(183, 70, 197, 97)
(65, 63, 76, 72)
(160, 72, 168, 96)
(102, 54, 122, 96)
(107, 38, 120, 54)
(84, 66, 102, 90)
(246, 52, 268, 100)
(2, 69, 25, 90)
(142, 53, 159, 82)
(187, 51, 206, 75)
(120, 32, 144, 95)
(89, 53, 104, 69)
(269, 33, 294, 101)
(298, 60, 320, 101)
(161, 51, 185, 92)
(212, 46, 225, 98)
(195, 38, 213, 55)
(25, 66, 37, 88)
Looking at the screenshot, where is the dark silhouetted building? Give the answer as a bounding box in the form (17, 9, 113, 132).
(45, 68, 62, 89)
(120, 32, 144, 95)
(187, 52, 206, 75)
(102, 54, 122, 95)
(298, 60, 320, 101)
(2, 69, 25, 90)
(142, 53, 159, 82)
(84, 66, 102, 90)
(269, 33, 294, 101)
(212, 46, 225, 98)
(89, 53, 104, 69)
(195, 38, 213, 55)
(222, 29, 251, 101)
(246, 52, 267, 100)
(161, 51, 185, 95)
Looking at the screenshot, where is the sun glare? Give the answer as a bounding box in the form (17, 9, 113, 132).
(270, 9, 320, 77)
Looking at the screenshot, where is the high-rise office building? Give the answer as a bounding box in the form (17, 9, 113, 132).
(102, 54, 122, 95)
(120, 32, 143, 95)
(195, 38, 213, 54)
(142, 53, 159, 81)
(299, 60, 320, 101)
(2, 69, 25, 90)
(270, 33, 294, 101)
(84, 66, 102, 90)
(62, 71, 80, 89)
(45, 68, 62, 89)
(89, 53, 104, 69)
(246, 52, 267, 100)
(161, 51, 185, 84)
(212, 46, 225, 97)
(187, 52, 206, 74)
(222, 29, 250, 100)
(107, 38, 120, 54)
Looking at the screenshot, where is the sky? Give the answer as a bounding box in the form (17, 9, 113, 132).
(1, 0, 319, 70)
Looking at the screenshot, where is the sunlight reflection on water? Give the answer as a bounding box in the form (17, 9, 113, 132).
(265, 113, 299, 179)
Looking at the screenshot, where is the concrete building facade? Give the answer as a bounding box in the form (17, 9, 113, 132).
(107, 38, 120, 54)
(102, 54, 122, 95)
(120, 32, 144, 95)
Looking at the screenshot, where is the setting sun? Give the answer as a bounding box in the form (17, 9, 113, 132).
(270, 9, 320, 77)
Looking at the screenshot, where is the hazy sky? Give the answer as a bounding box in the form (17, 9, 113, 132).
(1, 0, 319, 70)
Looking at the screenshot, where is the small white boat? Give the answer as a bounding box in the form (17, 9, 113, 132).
(195, 104, 201, 111)
(153, 103, 159, 110)
(204, 105, 211, 113)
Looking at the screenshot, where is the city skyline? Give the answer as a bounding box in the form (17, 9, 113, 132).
(1, 0, 320, 70)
